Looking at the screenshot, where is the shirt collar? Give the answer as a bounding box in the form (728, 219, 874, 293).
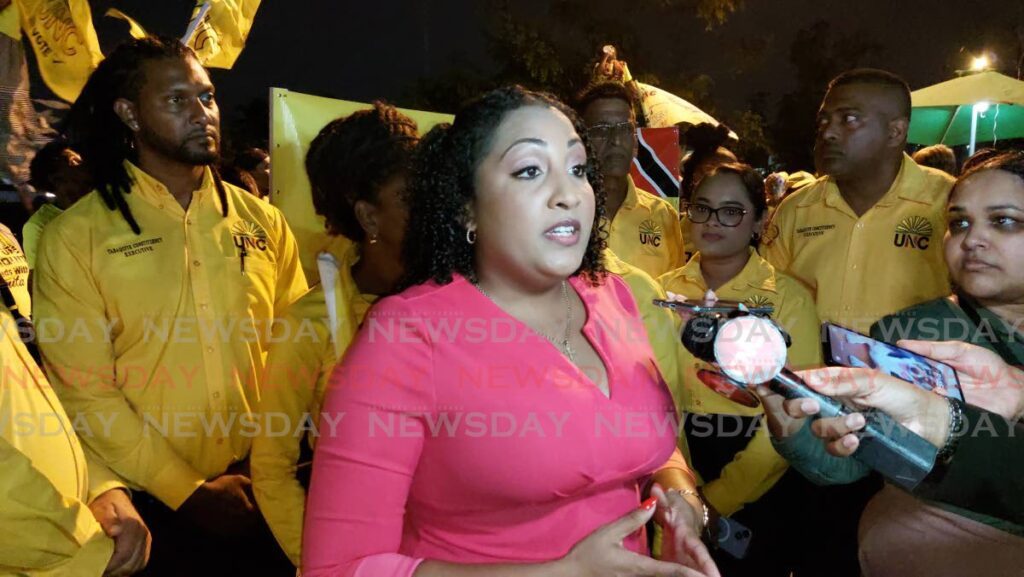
(124, 160, 218, 214)
(602, 248, 631, 275)
(810, 153, 932, 211)
(622, 175, 640, 211)
(675, 248, 777, 294)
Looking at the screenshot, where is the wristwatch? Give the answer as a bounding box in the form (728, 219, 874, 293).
(936, 396, 965, 465)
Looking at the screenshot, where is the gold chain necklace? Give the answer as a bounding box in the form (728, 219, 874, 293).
(474, 280, 576, 363)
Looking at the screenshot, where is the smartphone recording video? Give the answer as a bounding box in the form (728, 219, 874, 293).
(823, 323, 964, 402)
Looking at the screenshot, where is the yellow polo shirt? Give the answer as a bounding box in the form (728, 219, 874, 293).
(607, 176, 684, 279)
(33, 161, 308, 510)
(0, 222, 31, 317)
(760, 154, 953, 333)
(0, 304, 120, 576)
(251, 243, 375, 567)
(657, 249, 821, 516)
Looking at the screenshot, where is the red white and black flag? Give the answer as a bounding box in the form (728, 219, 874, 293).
(630, 126, 680, 200)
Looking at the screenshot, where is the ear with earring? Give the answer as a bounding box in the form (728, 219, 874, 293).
(368, 234, 379, 245)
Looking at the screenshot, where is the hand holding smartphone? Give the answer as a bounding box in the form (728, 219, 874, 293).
(822, 323, 964, 402)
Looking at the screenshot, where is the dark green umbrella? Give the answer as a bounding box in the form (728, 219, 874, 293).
(909, 71, 1024, 151)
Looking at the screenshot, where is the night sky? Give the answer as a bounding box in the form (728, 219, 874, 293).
(31, 1, 1024, 132)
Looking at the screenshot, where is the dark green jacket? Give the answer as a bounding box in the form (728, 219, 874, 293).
(772, 297, 1024, 535)
(915, 404, 1024, 526)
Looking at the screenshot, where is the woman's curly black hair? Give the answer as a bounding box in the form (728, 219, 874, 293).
(306, 102, 419, 242)
(400, 85, 607, 289)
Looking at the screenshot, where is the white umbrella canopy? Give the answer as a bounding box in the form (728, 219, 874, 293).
(636, 81, 737, 139)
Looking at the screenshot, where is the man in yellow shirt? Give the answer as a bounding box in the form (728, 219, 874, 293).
(0, 302, 151, 576)
(761, 69, 954, 333)
(576, 82, 684, 278)
(760, 68, 953, 576)
(34, 37, 306, 575)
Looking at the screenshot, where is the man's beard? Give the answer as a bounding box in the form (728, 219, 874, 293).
(139, 125, 220, 166)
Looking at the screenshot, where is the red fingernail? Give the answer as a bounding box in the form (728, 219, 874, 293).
(641, 496, 658, 510)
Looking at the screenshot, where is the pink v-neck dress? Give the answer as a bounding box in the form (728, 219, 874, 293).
(302, 274, 679, 576)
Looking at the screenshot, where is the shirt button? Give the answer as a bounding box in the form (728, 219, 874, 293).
(851, 264, 858, 270)
(186, 219, 193, 225)
(193, 260, 201, 267)
(856, 223, 863, 228)
(212, 392, 221, 399)
(200, 303, 208, 310)
(207, 346, 214, 353)
(216, 438, 224, 445)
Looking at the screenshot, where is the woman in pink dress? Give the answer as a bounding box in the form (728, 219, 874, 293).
(302, 86, 720, 577)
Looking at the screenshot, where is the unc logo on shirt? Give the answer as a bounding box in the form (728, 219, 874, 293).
(639, 219, 663, 247)
(232, 221, 269, 253)
(745, 295, 774, 310)
(893, 216, 933, 250)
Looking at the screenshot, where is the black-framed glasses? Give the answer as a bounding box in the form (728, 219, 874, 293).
(684, 204, 748, 227)
(587, 121, 636, 142)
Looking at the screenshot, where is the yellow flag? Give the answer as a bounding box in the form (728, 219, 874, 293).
(185, 0, 260, 69)
(0, 3, 20, 40)
(270, 88, 453, 283)
(105, 7, 146, 40)
(16, 0, 102, 102)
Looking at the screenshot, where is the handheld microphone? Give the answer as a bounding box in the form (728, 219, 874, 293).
(675, 308, 939, 491)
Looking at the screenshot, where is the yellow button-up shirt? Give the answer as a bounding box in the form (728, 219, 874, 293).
(0, 304, 121, 576)
(607, 176, 684, 280)
(760, 154, 953, 333)
(251, 243, 375, 567)
(34, 162, 308, 510)
(658, 250, 821, 516)
(0, 222, 31, 317)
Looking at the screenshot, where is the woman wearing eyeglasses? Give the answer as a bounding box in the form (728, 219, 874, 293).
(657, 163, 824, 577)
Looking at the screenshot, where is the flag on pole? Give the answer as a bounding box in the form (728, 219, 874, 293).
(0, 2, 20, 40)
(184, 0, 260, 69)
(105, 7, 147, 40)
(16, 0, 102, 102)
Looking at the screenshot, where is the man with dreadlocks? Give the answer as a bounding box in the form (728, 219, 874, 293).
(32, 37, 307, 575)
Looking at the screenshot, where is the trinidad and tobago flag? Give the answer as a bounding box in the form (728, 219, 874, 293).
(630, 127, 681, 200)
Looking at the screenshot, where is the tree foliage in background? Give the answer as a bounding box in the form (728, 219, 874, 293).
(726, 91, 773, 169)
(659, 0, 744, 30)
(408, 0, 745, 112)
(771, 20, 883, 171)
